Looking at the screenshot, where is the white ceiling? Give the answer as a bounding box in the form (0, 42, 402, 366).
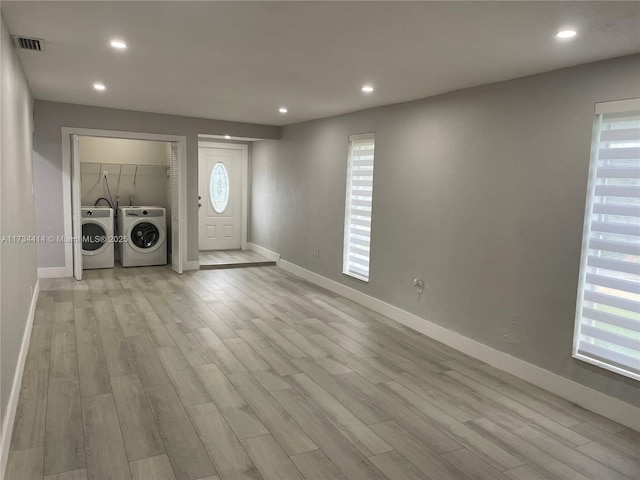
(2, 1, 639, 126)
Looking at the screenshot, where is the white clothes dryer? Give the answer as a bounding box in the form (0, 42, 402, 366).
(117, 206, 167, 267)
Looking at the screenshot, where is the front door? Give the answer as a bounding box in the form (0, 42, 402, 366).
(198, 145, 242, 250)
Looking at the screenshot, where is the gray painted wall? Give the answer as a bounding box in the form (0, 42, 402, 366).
(79, 136, 171, 167)
(80, 164, 170, 214)
(1, 14, 37, 428)
(33, 101, 280, 268)
(250, 54, 640, 406)
(80, 137, 171, 213)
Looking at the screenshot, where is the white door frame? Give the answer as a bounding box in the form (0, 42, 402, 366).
(198, 141, 248, 251)
(61, 127, 188, 276)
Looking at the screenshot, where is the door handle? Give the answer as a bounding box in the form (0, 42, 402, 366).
(198, 203, 202, 208)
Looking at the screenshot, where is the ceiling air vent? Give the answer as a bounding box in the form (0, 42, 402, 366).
(13, 36, 44, 52)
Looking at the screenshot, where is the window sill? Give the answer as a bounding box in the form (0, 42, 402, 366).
(343, 271, 369, 283)
(572, 351, 640, 382)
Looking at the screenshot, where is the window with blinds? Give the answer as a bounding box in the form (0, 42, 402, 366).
(343, 133, 375, 281)
(574, 98, 640, 381)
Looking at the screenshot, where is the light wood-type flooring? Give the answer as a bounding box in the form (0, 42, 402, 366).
(6, 265, 640, 480)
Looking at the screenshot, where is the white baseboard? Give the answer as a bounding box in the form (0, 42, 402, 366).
(278, 258, 640, 431)
(0, 280, 40, 479)
(184, 260, 200, 271)
(246, 243, 281, 263)
(37, 266, 70, 279)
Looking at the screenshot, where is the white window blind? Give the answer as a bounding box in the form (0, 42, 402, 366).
(574, 98, 640, 381)
(343, 133, 375, 281)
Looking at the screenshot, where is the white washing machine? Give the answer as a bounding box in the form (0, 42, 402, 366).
(81, 207, 114, 270)
(118, 206, 167, 267)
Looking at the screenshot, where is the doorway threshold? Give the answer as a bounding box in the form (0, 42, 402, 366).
(198, 249, 276, 270)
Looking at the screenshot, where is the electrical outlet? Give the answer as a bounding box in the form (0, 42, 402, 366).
(413, 278, 424, 294)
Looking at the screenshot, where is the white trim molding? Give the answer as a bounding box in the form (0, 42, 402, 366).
(246, 243, 281, 263)
(37, 266, 71, 279)
(0, 280, 40, 480)
(277, 258, 640, 431)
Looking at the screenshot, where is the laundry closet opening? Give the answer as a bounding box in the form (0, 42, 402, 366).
(79, 136, 171, 271)
(63, 128, 187, 280)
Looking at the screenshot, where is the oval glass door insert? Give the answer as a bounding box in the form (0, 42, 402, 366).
(210, 162, 230, 213)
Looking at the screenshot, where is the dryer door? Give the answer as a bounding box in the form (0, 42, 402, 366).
(128, 220, 166, 254)
(82, 221, 109, 256)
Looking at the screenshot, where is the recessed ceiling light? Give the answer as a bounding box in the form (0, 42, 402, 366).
(110, 40, 127, 50)
(93, 83, 106, 91)
(279, 107, 288, 113)
(224, 135, 231, 139)
(556, 30, 577, 39)
(361, 85, 374, 93)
